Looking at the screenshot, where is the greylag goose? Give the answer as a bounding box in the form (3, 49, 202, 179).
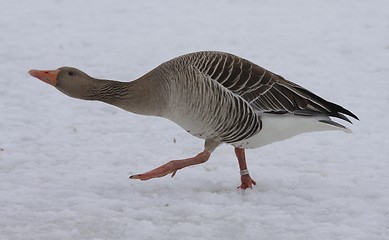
(29, 51, 358, 189)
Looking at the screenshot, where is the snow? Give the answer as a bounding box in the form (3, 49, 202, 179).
(1, 0, 388, 239)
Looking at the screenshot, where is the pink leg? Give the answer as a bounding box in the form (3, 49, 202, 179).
(129, 150, 211, 180)
(235, 147, 256, 189)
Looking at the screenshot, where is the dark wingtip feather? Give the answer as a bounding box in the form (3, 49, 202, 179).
(328, 102, 359, 122)
(333, 112, 353, 123)
(319, 119, 350, 131)
(340, 108, 359, 121)
(290, 86, 359, 122)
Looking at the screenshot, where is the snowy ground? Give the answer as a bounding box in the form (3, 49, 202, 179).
(1, 0, 389, 239)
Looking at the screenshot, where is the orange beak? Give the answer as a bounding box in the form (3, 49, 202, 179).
(28, 69, 60, 86)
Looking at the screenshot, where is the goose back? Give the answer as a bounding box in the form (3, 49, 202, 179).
(181, 52, 357, 121)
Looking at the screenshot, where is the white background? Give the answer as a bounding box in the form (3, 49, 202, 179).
(1, 0, 388, 239)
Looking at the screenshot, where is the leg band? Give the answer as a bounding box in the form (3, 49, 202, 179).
(240, 169, 249, 176)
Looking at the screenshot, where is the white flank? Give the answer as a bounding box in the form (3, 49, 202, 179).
(233, 113, 350, 149)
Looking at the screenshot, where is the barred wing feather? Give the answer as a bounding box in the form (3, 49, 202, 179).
(189, 51, 358, 123)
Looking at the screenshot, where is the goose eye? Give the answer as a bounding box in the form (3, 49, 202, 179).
(68, 71, 74, 76)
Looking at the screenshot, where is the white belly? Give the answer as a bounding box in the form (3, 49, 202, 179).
(232, 113, 350, 149)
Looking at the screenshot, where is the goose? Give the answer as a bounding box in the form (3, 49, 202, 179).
(29, 51, 358, 189)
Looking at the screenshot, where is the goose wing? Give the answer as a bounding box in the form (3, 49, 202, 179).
(187, 51, 358, 122)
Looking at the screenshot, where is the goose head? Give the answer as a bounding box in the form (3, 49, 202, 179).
(28, 67, 95, 99)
